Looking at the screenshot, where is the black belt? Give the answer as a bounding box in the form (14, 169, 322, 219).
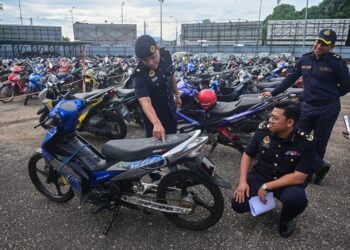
(306, 99, 338, 106)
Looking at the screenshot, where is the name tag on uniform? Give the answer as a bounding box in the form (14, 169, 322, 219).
(285, 151, 300, 156)
(319, 66, 333, 72)
(302, 65, 312, 70)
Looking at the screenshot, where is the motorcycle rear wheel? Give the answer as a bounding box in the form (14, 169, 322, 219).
(28, 152, 74, 203)
(0, 85, 15, 103)
(157, 170, 224, 231)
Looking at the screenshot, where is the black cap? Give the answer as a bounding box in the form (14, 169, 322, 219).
(316, 29, 337, 45)
(134, 35, 157, 59)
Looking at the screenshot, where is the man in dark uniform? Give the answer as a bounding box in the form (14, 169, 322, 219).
(262, 29, 350, 184)
(232, 101, 315, 238)
(132, 35, 181, 141)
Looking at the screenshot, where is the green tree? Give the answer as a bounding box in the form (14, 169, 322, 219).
(202, 19, 211, 24)
(62, 36, 70, 42)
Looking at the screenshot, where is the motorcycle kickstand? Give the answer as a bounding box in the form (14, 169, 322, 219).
(103, 204, 120, 235)
(208, 143, 217, 158)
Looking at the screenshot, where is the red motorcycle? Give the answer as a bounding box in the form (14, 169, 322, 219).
(0, 65, 27, 103)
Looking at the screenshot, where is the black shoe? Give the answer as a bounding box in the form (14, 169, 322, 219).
(279, 219, 295, 238)
(314, 162, 331, 185)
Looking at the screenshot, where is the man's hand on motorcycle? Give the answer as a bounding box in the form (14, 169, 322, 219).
(153, 122, 165, 142)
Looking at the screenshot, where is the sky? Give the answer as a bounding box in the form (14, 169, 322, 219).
(0, 0, 323, 41)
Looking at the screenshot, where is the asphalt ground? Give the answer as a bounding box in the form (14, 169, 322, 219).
(0, 95, 350, 250)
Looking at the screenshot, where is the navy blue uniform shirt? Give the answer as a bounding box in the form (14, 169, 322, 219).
(271, 52, 350, 101)
(245, 123, 315, 181)
(133, 48, 177, 123)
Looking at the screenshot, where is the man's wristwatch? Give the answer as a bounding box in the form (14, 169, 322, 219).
(261, 183, 269, 191)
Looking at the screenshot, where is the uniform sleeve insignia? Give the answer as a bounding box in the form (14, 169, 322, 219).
(258, 121, 268, 129)
(263, 136, 270, 144)
(149, 45, 156, 53)
(149, 70, 155, 77)
(324, 30, 331, 36)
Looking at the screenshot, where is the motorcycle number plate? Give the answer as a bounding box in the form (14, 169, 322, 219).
(200, 156, 217, 176)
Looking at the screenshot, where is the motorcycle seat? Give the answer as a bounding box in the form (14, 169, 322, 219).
(257, 81, 281, 89)
(73, 89, 106, 99)
(116, 88, 135, 97)
(101, 133, 190, 162)
(208, 97, 262, 117)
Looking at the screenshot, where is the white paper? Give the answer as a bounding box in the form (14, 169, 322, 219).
(249, 192, 276, 217)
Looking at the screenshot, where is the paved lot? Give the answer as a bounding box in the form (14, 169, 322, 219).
(0, 96, 350, 250)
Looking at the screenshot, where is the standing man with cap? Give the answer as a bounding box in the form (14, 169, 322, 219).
(262, 29, 350, 184)
(132, 35, 181, 141)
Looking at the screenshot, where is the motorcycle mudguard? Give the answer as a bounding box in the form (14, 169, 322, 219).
(183, 156, 232, 189)
(37, 105, 49, 115)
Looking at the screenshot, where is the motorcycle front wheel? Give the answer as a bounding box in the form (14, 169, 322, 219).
(28, 152, 74, 203)
(0, 85, 15, 103)
(157, 169, 224, 231)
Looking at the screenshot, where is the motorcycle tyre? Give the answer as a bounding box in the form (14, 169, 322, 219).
(24, 87, 32, 106)
(157, 169, 224, 231)
(0, 85, 15, 103)
(28, 152, 74, 203)
(103, 112, 127, 139)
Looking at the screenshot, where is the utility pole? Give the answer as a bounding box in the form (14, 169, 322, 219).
(121, 1, 125, 24)
(29, 17, 33, 26)
(257, 0, 263, 55)
(69, 6, 75, 41)
(302, 0, 309, 54)
(144, 21, 147, 35)
(159, 0, 164, 46)
(18, 0, 23, 25)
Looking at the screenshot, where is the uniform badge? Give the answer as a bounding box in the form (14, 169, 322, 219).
(324, 30, 331, 36)
(149, 45, 156, 53)
(149, 70, 155, 77)
(263, 136, 270, 144)
(306, 134, 314, 141)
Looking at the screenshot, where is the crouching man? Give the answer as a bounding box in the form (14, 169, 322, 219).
(231, 100, 315, 238)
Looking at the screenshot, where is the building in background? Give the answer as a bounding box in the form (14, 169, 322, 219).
(267, 19, 350, 46)
(73, 23, 137, 46)
(0, 24, 62, 41)
(180, 21, 262, 46)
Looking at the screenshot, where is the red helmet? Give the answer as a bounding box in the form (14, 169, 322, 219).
(197, 89, 217, 110)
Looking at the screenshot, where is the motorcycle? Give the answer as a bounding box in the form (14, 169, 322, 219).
(24, 65, 46, 105)
(37, 88, 127, 139)
(28, 98, 231, 234)
(0, 65, 29, 103)
(177, 89, 303, 155)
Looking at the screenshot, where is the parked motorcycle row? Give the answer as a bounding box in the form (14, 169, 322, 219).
(1, 53, 306, 234)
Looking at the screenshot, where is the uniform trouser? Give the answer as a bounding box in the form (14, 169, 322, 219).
(297, 101, 340, 171)
(143, 118, 177, 138)
(231, 170, 308, 221)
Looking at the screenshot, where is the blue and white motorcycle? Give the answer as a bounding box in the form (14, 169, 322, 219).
(24, 65, 46, 105)
(28, 97, 231, 234)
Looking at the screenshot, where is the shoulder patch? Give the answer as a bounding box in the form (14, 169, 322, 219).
(297, 130, 314, 141)
(258, 121, 269, 130)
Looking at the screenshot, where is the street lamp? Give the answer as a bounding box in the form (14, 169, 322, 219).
(68, 6, 75, 41)
(121, 1, 125, 24)
(170, 15, 178, 46)
(159, 0, 164, 46)
(256, 0, 262, 55)
(18, 0, 23, 25)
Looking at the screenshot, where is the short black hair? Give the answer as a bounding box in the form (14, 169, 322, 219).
(273, 100, 301, 123)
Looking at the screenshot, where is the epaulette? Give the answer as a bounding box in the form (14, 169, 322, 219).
(330, 52, 341, 60)
(258, 121, 269, 130)
(297, 130, 314, 141)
